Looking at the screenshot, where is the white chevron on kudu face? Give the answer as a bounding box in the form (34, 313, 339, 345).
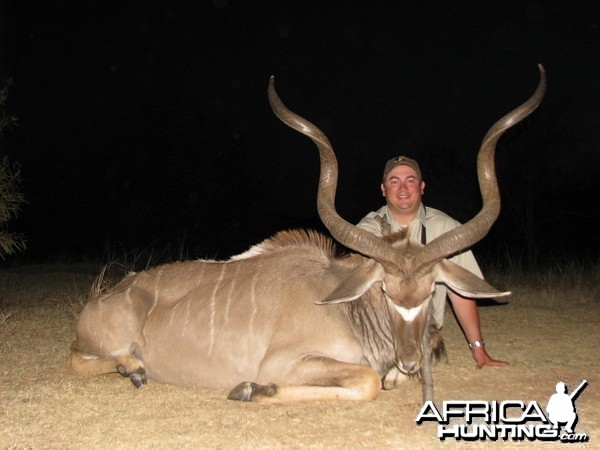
(393, 301, 428, 322)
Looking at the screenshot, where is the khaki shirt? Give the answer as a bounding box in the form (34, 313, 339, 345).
(356, 204, 483, 327)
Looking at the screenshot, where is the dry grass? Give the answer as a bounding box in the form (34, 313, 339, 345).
(485, 261, 599, 308)
(1, 263, 598, 448)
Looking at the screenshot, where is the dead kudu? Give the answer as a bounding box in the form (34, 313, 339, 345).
(68, 67, 546, 403)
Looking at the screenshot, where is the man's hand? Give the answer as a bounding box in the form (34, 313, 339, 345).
(472, 346, 509, 369)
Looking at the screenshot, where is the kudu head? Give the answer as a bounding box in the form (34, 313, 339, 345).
(268, 67, 546, 373)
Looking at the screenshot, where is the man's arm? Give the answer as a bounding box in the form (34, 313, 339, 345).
(448, 291, 509, 368)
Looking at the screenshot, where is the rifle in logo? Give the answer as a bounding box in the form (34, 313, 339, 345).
(570, 379, 589, 400)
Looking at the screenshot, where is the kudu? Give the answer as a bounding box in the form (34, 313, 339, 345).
(68, 67, 546, 403)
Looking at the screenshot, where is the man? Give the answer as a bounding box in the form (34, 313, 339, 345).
(357, 155, 508, 369)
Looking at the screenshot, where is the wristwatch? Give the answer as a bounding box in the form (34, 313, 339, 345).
(469, 339, 485, 349)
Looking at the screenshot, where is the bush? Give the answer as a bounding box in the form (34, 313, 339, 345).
(0, 83, 26, 257)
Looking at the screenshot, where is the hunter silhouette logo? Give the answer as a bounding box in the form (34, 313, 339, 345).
(416, 379, 589, 442)
(546, 380, 587, 436)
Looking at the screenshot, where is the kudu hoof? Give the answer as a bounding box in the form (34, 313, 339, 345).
(117, 364, 147, 388)
(228, 382, 277, 401)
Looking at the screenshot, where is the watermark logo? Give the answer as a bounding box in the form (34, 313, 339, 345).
(416, 379, 589, 443)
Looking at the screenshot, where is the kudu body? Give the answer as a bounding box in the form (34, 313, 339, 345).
(68, 68, 545, 403)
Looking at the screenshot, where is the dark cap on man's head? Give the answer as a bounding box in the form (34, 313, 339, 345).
(382, 156, 422, 181)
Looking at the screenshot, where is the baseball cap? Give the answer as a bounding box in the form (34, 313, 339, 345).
(382, 156, 422, 181)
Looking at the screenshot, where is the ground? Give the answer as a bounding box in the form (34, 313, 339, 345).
(0, 265, 598, 448)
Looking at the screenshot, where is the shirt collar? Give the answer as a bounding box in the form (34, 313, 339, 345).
(383, 203, 427, 232)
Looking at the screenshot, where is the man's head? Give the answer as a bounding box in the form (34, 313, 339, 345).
(380, 156, 425, 222)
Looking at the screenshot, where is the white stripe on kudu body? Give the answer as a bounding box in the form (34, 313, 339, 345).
(223, 264, 239, 325)
(208, 265, 227, 355)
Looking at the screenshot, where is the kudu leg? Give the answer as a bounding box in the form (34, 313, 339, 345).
(228, 356, 381, 402)
(381, 366, 410, 390)
(67, 349, 147, 388)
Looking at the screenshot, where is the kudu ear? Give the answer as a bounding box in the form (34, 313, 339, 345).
(316, 259, 385, 305)
(437, 260, 511, 298)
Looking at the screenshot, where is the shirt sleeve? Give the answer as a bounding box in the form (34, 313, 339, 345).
(427, 211, 484, 278)
(357, 206, 484, 279)
(449, 249, 484, 279)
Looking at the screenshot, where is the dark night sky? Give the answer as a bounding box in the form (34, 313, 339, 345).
(1, 1, 599, 265)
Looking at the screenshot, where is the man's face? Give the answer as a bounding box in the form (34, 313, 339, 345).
(380, 165, 425, 218)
